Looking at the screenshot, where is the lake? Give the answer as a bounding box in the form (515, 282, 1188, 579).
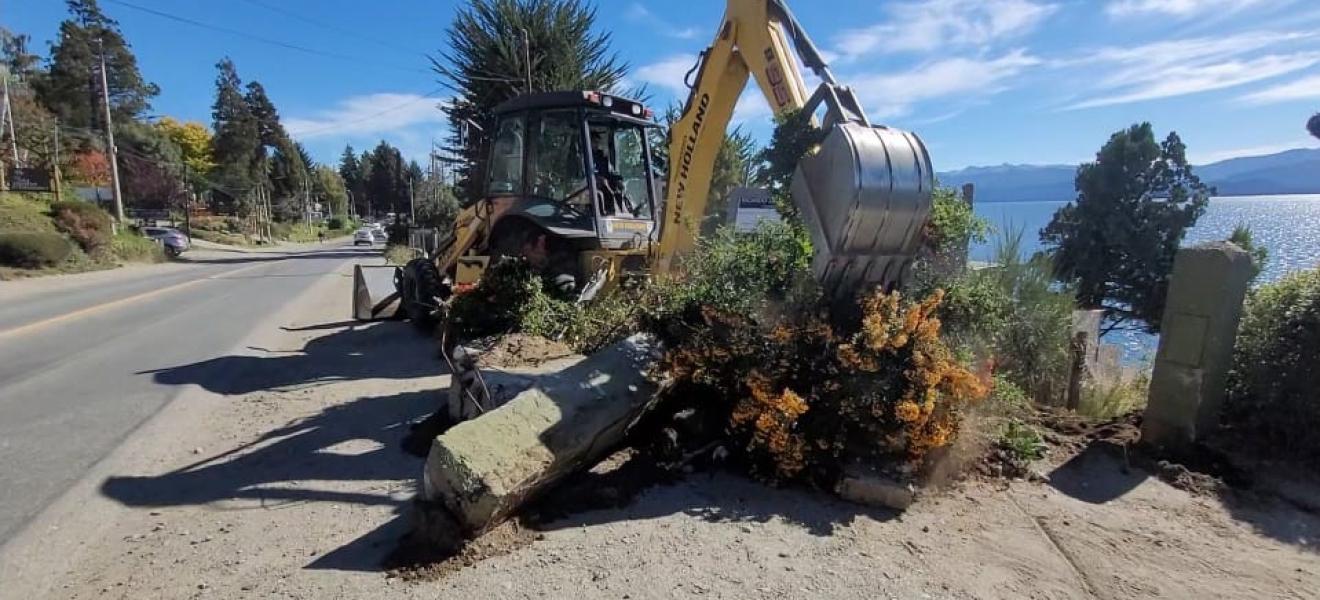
(967, 194, 1320, 362)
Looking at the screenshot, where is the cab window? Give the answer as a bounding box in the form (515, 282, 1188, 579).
(487, 115, 525, 195)
(529, 110, 589, 202)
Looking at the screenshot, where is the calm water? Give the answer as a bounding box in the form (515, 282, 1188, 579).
(968, 194, 1320, 361)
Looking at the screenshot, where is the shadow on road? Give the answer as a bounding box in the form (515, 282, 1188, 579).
(135, 320, 442, 395)
(99, 318, 446, 573)
(99, 388, 435, 509)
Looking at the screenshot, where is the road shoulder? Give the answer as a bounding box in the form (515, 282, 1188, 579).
(0, 257, 443, 600)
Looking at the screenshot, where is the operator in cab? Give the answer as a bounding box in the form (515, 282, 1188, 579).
(589, 127, 626, 215)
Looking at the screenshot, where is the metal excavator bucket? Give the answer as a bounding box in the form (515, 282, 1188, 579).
(351, 262, 404, 321)
(791, 122, 934, 300)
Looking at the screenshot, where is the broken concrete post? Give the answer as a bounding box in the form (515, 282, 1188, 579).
(423, 333, 661, 534)
(446, 345, 547, 422)
(1143, 242, 1254, 455)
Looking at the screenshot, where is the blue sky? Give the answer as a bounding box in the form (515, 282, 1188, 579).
(9, 0, 1320, 171)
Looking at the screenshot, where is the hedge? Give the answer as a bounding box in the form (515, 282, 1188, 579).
(0, 232, 75, 268)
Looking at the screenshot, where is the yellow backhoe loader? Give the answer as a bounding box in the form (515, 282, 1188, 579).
(352, 0, 934, 326)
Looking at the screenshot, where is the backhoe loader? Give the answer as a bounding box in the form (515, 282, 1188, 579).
(352, 0, 934, 326)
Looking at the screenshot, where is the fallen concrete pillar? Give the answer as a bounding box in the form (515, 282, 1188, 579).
(422, 333, 661, 534)
(835, 463, 917, 510)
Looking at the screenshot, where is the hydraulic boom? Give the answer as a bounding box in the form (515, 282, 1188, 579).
(656, 0, 935, 299)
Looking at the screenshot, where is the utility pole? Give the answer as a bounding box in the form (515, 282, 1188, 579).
(181, 163, 192, 239)
(96, 38, 126, 224)
(2, 73, 20, 165)
(521, 28, 533, 93)
(53, 118, 63, 199)
(407, 176, 416, 223)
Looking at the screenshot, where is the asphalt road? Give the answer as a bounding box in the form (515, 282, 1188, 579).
(0, 242, 385, 544)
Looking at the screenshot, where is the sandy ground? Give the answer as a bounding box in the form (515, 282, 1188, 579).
(2, 264, 1318, 600)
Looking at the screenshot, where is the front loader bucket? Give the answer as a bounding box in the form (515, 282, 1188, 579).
(791, 122, 934, 300)
(352, 263, 403, 321)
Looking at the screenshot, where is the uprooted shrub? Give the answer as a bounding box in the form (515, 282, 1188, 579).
(647, 283, 992, 486)
(1225, 266, 1320, 461)
(49, 201, 113, 252)
(0, 232, 75, 268)
(444, 257, 641, 354)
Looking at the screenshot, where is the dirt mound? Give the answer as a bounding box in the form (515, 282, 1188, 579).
(1030, 406, 1144, 451)
(466, 333, 576, 368)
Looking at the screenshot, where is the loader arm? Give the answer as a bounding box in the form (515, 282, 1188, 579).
(655, 0, 936, 298)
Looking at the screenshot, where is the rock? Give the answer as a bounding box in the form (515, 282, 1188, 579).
(423, 334, 662, 534)
(834, 464, 917, 510)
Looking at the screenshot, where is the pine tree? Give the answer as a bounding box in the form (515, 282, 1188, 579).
(36, 0, 159, 133)
(209, 57, 259, 213)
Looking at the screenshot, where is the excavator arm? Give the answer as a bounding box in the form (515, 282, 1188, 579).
(655, 0, 936, 299)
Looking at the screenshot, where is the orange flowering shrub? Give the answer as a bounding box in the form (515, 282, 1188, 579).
(649, 286, 990, 485)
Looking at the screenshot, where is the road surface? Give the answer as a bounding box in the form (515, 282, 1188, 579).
(0, 242, 386, 545)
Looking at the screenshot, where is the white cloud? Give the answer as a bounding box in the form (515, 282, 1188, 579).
(833, 0, 1057, 58)
(634, 54, 699, 96)
(625, 3, 701, 40)
(1104, 0, 1278, 19)
(1237, 72, 1320, 104)
(849, 50, 1041, 118)
(1059, 32, 1320, 109)
(285, 92, 449, 139)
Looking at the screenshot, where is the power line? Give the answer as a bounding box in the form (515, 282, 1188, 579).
(230, 0, 427, 57)
(101, 0, 430, 75)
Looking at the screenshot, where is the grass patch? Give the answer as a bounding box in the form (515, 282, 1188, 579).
(105, 233, 167, 264)
(0, 192, 60, 233)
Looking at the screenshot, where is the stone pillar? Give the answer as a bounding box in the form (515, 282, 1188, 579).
(1143, 242, 1254, 454)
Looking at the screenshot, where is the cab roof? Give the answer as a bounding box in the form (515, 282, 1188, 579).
(492, 90, 655, 124)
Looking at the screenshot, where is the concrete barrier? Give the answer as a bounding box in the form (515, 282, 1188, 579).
(421, 333, 661, 534)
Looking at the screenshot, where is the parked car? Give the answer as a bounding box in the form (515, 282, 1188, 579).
(353, 228, 376, 246)
(370, 228, 388, 243)
(142, 226, 190, 258)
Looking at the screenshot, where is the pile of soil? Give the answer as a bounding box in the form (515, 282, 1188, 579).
(466, 333, 576, 368)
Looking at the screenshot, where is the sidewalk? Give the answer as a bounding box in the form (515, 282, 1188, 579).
(2, 265, 1315, 600)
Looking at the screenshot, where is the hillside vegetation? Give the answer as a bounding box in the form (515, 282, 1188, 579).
(0, 192, 164, 279)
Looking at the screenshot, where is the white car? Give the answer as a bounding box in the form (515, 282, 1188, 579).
(352, 229, 375, 246)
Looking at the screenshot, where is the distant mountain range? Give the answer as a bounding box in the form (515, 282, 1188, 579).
(937, 148, 1320, 203)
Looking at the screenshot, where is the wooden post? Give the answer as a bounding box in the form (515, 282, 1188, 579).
(1066, 330, 1087, 410)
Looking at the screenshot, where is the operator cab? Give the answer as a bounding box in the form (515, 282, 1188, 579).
(485, 90, 660, 250)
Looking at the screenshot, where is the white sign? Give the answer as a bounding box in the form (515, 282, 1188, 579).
(727, 186, 781, 233)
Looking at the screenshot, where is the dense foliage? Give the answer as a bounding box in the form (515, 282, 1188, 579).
(1041, 122, 1212, 335)
(1225, 266, 1320, 461)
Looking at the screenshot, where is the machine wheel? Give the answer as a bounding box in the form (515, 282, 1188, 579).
(403, 257, 443, 332)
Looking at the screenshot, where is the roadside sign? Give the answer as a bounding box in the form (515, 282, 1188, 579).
(727, 186, 781, 233)
(6, 167, 53, 192)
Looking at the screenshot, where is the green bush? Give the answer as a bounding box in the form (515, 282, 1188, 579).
(107, 233, 166, 264)
(1226, 266, 1320, 460)
(327, 217, 346, 230)
(49, 201, 113, 252)
(917, 224, 1075, 404)
(0, 232, 75, 268)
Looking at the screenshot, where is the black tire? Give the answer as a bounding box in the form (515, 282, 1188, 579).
(404, 257, 443, 332)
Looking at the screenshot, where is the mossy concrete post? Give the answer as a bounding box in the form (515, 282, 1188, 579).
(1143, 241, 1254, 453)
